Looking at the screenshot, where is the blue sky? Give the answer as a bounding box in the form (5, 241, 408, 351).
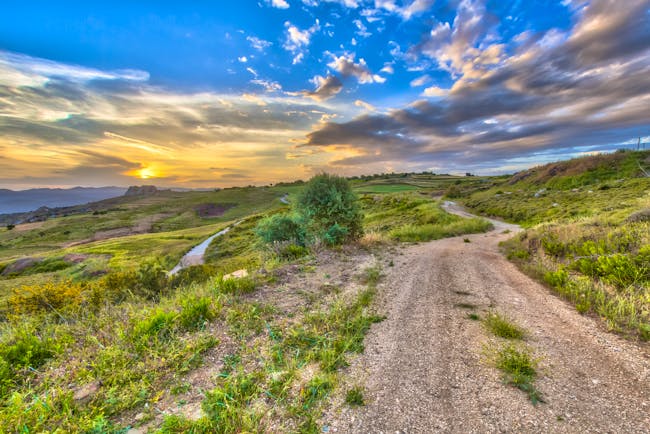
(1, 0, 649, 188)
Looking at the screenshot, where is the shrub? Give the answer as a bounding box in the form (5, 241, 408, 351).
(544, 269, 569, 288)
(323, 223, 349, 246)
(8, 281, 85, 316)
(169, 264, 216, 289)
(297, 173, 363, 243)
(255, 213, 305, 245)
(444, 185, 462, 198)
(0, 328, 56, 396)
(6, 224, 15, 231)
(133, 309, 177, 343)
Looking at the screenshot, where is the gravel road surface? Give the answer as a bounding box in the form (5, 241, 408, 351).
(326, 205, 650, 433)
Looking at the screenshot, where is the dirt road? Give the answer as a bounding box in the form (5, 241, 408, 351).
(327, 206, 650, 433)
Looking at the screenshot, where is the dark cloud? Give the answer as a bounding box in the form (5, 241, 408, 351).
(302, 75, 343, 101)
(302, 0, 650, 172)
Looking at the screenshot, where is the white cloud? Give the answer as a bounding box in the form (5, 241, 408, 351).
(251, 79, 282, 92)
(238, 56, 248, 63)
(327, 53, 385, 84)
(380, 63, 395, 74)
(0, 50, 149, 88)
(268, 0, 290, 9)
(354, 99, 376, 111)
(246, 36, 272, 51)
(373, 0, 435, 20)
(422, 86, 449, 97)
(410, 74, 431, 87)
(283, 20, 320, 64)
(353, 19, 372, 38)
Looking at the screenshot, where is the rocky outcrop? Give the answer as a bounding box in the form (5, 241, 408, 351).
(124, 185, 158, 196)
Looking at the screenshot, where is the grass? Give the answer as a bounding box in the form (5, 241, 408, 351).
(354, 184, 420, 194)
(483, 311, 526, 340)
(464, 150, 650, 340)
(493, 344, 544, 405)
(361, 193, 493, 242)
(0, 171, 570, 431)
(345, 386, 365, 406)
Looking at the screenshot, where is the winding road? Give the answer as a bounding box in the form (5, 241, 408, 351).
(328, 204, 650, 433)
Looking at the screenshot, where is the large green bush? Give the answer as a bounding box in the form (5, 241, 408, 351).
(297, 173, 363, 243)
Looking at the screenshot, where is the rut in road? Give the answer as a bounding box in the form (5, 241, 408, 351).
(325, 209, 650, 433)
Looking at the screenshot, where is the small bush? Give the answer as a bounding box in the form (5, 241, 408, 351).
(255, 213, 305, 245)
(6, 224, 15, 230)
(444, 185, 462, 198)
(133, 309, 177, 343)
(202, 371, 261, 429)
(544, 269, 569, 288)
(170, 264, 216, 288)
(297, 173, 363, 243)
(8, 281, 85, 316)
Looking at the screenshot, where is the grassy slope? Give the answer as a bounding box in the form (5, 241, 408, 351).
(0, 181, 495, 432)
(0, 187, 301, 296)
(462, 150, 650, 340)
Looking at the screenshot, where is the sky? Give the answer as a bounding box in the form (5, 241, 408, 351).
(0, 0, 649, 189)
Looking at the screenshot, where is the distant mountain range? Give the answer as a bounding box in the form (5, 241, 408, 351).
(0, 187, 128, 214)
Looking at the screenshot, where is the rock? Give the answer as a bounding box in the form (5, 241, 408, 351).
(224, 269, 249, 279)
(1, 257, 41, 276)
(73, 381, 100, 404)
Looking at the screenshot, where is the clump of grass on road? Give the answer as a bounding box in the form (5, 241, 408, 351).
(345, 386, 365, 406)
(494, 344, 544, 405)
(483, 311, 526, 339)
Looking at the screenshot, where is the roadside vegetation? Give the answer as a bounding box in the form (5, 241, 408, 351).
(481, 311, 543, 404)
(463, 150, 650, 340)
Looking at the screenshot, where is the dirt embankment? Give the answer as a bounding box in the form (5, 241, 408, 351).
(324, 207, 650, 433)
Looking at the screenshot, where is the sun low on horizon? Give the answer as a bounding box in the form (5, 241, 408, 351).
(1, 0, 649, 190)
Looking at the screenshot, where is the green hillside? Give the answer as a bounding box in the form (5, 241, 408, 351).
(462, 150, 650, 340)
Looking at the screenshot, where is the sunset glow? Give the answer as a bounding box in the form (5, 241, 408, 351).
(1, 1, 649, 189)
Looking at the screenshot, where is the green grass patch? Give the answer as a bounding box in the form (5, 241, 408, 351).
(492, 344, 544, 405)
(345, 386, 365, 406)
(483, 311, 526, 339)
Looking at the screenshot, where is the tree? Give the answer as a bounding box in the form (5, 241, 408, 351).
(297, 173, 363, 244)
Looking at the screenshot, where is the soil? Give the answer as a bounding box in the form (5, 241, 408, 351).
(323, 204, 650, 433)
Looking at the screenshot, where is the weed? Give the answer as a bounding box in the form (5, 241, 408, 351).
(362, 265, 382, 287)
(345, 386, 365, 406)
(493, 344, 544, 404)
(455, 303, 477, 309)
(467, 313, 480, 321)
(483, 312, 526, 339)
(463, 238, 471, 243)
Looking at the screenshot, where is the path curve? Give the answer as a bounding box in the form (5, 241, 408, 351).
(327, 204, 650, 433)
